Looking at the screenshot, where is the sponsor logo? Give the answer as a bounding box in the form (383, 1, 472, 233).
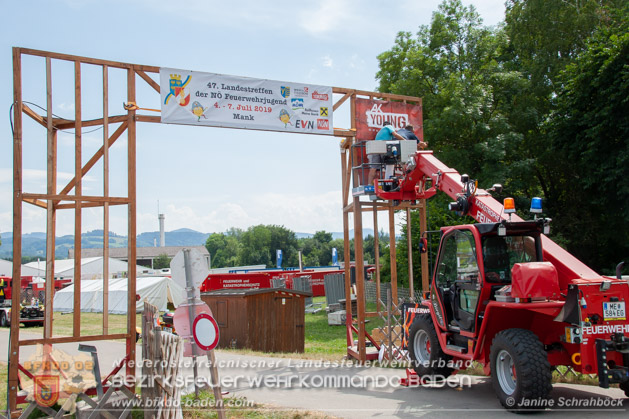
(291, 98, 304, 110)
(365, 103, 407, 129)
(294, 87, 309, 97)
(312, 90, 329, 101)
(296, 120, 315, 130)
(164, 73, 191, 106)
(317, 119, 330, 130)
(281, 86, 291, 98)
(319, 107, 329, 117)
(34, 374, 60, 407)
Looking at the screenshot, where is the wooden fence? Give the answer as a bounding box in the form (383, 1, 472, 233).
(142, 302, 183, 419)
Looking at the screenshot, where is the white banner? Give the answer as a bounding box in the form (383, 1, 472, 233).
(160, 68, 334, 135)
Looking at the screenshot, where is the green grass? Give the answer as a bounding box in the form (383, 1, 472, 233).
(20, 312, 142, 337)
(0, 362, 6, 412)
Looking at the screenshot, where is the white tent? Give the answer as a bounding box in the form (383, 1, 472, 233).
(0, 259, 46, 277)
(53, 276, 185, 314)
(23, 257, 152, 280)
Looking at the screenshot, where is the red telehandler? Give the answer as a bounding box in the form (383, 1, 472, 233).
(372, 147, 628, 410)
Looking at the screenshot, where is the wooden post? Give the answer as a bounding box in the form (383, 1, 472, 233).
(341, 148, 353, 347)
(373, 209, 381, 312)
(73, 60, 82, 337)
(353, 197, 366, 361)
(207, 349, 226, 419)
(9, 46, 23, 415)
(388, 206, 398, 304)
(386, 289, 392, 361)
(407, 207, 414, 299)
(102, 65, 110, 333)
(127, 67, 137, 382)
(419, 199, 430, 293)
(45, 57, 56, 339)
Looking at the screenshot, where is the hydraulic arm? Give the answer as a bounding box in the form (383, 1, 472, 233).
(374, 150, 603, 289)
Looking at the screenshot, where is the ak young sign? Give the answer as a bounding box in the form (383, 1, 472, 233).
(160, 68, 334, 135)
(355, 98, 423, 141)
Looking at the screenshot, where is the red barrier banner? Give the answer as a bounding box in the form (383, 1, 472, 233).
(355, 98, 423, 141)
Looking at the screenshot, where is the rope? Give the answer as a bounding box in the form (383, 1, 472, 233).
(123, 102, 161, 113)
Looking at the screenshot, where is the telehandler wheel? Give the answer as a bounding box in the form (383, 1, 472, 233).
(0, 311, 7, 327)
(490, 328, 552, 410)
(408, 314, 453, 379)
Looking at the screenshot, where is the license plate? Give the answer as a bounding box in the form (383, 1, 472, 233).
(603, 301, 626, 320)
(163, 326, 173, 334)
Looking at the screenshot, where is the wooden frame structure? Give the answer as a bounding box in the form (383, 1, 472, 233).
(10, 47, 147, 414)
(336, 90, 430, 361)
(10, 47, 426, 412)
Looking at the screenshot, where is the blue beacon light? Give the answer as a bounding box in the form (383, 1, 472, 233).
(530, 197, 543, 214)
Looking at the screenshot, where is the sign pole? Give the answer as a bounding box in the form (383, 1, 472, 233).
(183, 248, 200, 399)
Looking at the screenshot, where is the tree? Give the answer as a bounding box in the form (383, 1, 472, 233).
(238, 225, 299, 268)
(376, 0, 533, 199)
(153, 253, 171, 270)
(504, 0, 627, 214)
(205, 230, 241, 268)
(544, 25, 629, 272)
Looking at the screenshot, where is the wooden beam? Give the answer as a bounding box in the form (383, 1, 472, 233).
(56, 201, 127, 210)
(73, 59, 82, 338)
(342, 210, 353, 348)
(103, 65, 110, 335)
(333, 91, 352, 111)
(58, 121, 128, 196)
(334, 128, 355, 138)
(23, 193, 130, 204)
(353, 197, 367, 362)
(374, 209, 381, 313)
(54, 114, 126, 130)
(19, 47, 160, 72)
(136, 70, 160, 93)
(332, 86, 421, 103)
(45, 57, 56, 339)
(23, 198, 47, 208)
(9, 46, 23, 415)
(389, 206, 398, 304)
(136, 114, 160, 124)
(126, 66, 138, 383)
(22, 103, 47, 127)
(20, 334, 129, 346)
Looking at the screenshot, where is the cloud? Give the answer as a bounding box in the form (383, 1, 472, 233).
(322, 55, 334, 68)
(297, 0, 353, 36)
(56, 102, 75, 113)
(134, 190, 344, 235)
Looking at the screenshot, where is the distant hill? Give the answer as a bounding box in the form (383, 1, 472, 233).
(0, 229, 210, 259)
(0, 228, 377, 259)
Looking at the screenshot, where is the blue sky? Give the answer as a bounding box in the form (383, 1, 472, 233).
(0, 0, 506, 237)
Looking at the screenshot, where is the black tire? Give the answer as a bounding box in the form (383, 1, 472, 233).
(490, 329, 552, 410)
(620, 381, 629, 398)
(0, 311, 7, 327)
(408, 314, 454, 379)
